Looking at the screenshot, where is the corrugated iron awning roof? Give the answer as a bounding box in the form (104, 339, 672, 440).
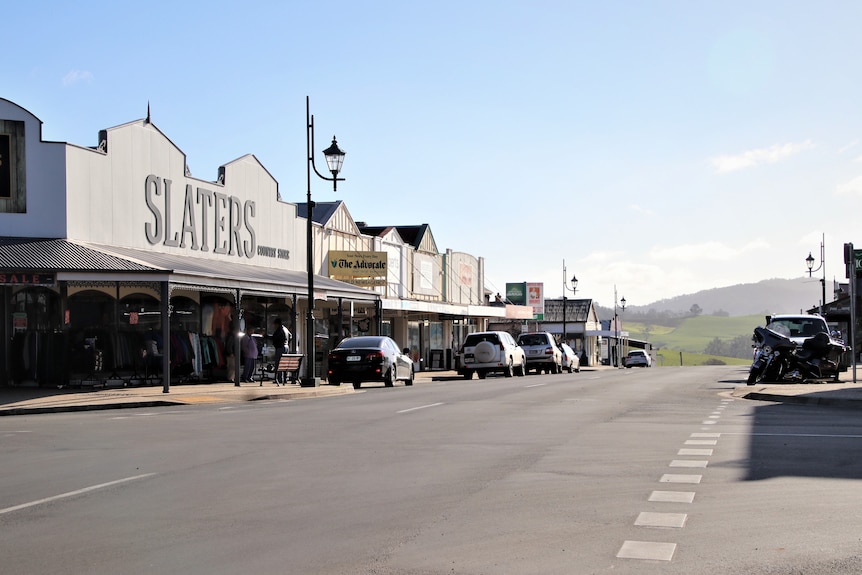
(0, 238, 159, 271)
(0, 237, 378, 301)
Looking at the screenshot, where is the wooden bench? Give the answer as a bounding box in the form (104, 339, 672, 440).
(275, 354, 304, 385)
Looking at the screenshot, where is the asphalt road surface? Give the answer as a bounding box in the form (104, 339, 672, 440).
(3, 365, 862, 575)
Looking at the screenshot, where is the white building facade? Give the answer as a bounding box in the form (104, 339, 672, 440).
(0, 98, 377, 389)
(0, 98, 533, 389)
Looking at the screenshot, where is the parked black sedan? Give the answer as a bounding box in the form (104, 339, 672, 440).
(327, 336, 415, 389)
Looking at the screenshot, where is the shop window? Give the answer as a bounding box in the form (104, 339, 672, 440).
(170, 296, 200, 332)
(67, 290, 115, 376)
(0, 120, 25, 212)
(9, 287, 62, 384)
(68, 290, 114, 331)
(240, 299, 266, 334)
(201, 296, 234, 338)
(119, 294, 161, 331)
(11, 287, 60, 333)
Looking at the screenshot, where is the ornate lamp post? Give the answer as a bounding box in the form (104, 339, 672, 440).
(302, 96, 345, 387)
(805, 233, 826, 315)
(613, 287, 626, 367)
(561, 259, 578, 347)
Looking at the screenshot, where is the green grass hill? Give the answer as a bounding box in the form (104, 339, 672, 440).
(623, 314, 761, 367)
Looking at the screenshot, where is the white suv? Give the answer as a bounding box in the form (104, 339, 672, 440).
(458, 331, 527, 379)
(624, 349, 652, 368)
(764, 314, 831, 346)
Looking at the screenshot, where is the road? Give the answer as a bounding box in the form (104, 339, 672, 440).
(2, 365, 862, 574)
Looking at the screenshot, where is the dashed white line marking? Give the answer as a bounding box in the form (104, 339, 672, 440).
(0, 473, 157, 515)
(678, 448, 713, 456)
(660, 474, 702, 484)
(635, 512, 687, 528)
(729, 432, 862, 439)
(617, 540, 676, 561)
(524, 383, 546, 388)
(691, 433, 721, 438)
(397, 402, 444, 414)
(670, 459, 708, 468)
(701, 420, 717, 425)
(649, 490, 695, 503)
(685, 439, 717, 445)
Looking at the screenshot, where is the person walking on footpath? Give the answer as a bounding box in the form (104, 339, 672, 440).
(240, 326, 259, 384)
(271, 317, 291, 385)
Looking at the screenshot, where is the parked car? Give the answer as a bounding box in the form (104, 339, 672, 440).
(517, 331, 563, 374)
(459, 331, 527, 379)
(624, 349, 651, 368)
(327, 336, 414, 389)
(559, 343, 581, 373)
(763, 313, 832, 346)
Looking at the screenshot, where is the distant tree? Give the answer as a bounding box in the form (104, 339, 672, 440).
(711, 309, 730, 317)
(690, 304, 703, 316)
(704, 335, 754, 359)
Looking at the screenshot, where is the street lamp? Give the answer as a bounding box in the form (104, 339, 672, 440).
(805, 233, 826, 315)
(561, 259, 578, 348)
(613, 287, 626, 367)
(303, 96, 345, 387)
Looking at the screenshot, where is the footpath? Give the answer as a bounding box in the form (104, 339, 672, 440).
(0, 371, 462, 416)
(731, 379, 862, 407)
(3, 368, 862, 416)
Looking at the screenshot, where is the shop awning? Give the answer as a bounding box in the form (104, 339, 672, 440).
(381, 297, 534, 320)
(0, 238, 378, 302)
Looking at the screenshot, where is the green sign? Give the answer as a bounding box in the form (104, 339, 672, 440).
(506, 282, 526, 305)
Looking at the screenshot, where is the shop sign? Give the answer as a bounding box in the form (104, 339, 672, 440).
(329, 250, 387, 279)
(527, 282, 544, 320)
(459, 262, 473, 286)
(349, 277, 387, 287)
(506, 282, 526, 305)
(0, 272, 55, 285)
(12, 312, 27, 332)
(144, 174, 257, 258)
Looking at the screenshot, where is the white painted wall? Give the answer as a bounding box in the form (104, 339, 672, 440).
(0, 99, 68, 237)
(62, 119, 306, 271)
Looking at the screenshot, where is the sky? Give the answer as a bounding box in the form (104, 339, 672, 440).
(4, 1, 862, 310)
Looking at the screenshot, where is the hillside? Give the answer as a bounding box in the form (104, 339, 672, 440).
(624, 315, 761, 354)
(625, 277, 827, 317)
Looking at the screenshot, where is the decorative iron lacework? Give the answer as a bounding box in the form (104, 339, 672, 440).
(66, 281, 118, 290)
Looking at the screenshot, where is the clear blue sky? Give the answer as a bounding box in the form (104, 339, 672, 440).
(5, 1, 862, 310)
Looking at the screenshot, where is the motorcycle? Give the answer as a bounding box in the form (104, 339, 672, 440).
(747, 324, 846, 385)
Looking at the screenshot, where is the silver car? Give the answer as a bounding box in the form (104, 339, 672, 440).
(517, 332, 563, 374)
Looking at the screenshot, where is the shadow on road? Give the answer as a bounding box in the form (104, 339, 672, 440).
(744, 400, 862, 481)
